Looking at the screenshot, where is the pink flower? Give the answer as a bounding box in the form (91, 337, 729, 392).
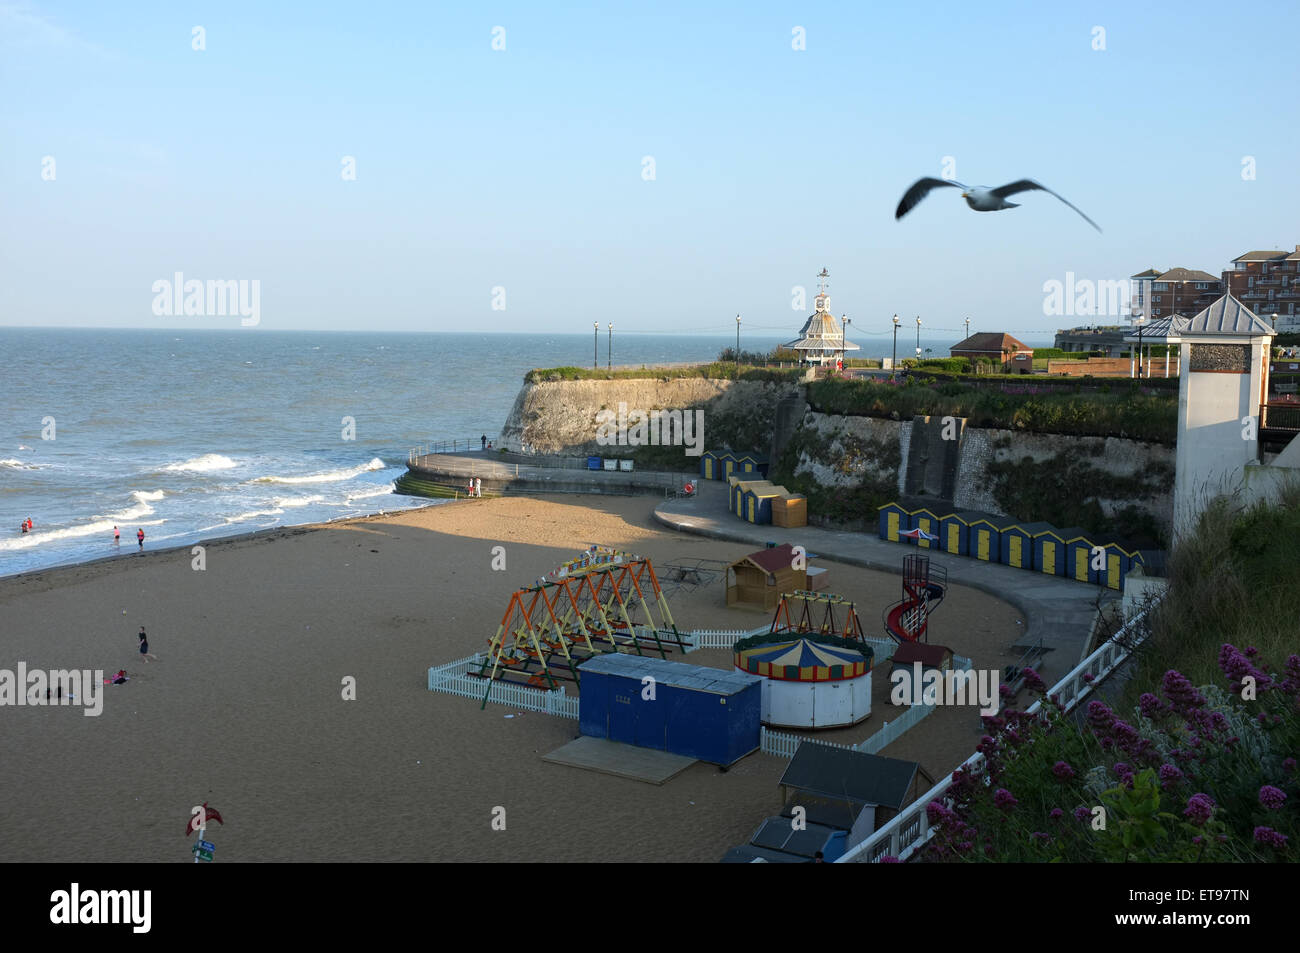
(1259, 785, 1287, 810)
(1183, 793, 1215, 826)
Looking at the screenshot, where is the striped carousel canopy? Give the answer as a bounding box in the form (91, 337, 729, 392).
(734, 638, 872, 682)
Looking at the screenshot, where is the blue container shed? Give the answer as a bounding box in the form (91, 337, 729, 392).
(587, 455, 602, 471)
(939, 512, 980, 557)
(877, 502, 909, 542)
(578, 654, 762, 766)
(1001, 521, 1054, 570)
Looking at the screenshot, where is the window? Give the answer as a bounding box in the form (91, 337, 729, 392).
(1195, 282, 1209, 289)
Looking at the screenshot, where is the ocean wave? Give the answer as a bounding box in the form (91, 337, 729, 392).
(225, 508, 285, 522)
(251, 458, 385, 485)
(133, 490, 165, 502)
(0, 516, 167, 551)
(345, 485, 395, 502)
(0, 458, 40, 470)
(162, 453, 237, 473)
(272, 494, 325, 508)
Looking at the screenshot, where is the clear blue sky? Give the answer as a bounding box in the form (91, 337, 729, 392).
(2, 0, 1297, 338)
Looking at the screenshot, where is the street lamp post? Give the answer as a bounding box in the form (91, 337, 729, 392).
(965, 316, 971, 339)
(842, 316, 851, 374)
(608, 322, 613, 370)
(594, 321, 599, 369)
(1137, 316, 1144, 379)
(735, 315, 741, 372)
(892, 314, 900, 374)
(915, 316, 922, 360)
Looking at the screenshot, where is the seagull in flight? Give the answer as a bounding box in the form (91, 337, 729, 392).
(895, 177, 1101, 232)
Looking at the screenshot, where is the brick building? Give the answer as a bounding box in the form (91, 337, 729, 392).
(1129, 267, 1223, 320)
(1221, 248, 1300, 332)
(950, 332, 1032, 370)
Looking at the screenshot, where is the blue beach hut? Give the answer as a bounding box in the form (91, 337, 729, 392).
(732, 453, 769, 478)
(1064, 531, 1099, 583)
(701, 450, 725, 481)
(717, 452, 740, 479)
(877, 502, 909, 543)
(1089, 535, 1140, 590)
(938, 512, 976, 556)
(966, 515, 1015, 562)
(1001, 521, 1054, 570)
(1033, 526, 1081, 576)
(741, 484, 788, 525)
(907, 507, 944, 550)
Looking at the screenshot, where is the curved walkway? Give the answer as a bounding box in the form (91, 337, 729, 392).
(654, 481, 1116, 666)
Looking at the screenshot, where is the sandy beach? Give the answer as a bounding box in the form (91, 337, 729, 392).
(0, 494, 1022, 862)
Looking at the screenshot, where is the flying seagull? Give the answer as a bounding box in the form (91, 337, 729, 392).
(895, 177, 1101, 232)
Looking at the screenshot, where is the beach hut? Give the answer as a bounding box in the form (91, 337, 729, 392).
(732, 452, 769, 478)
(1064, 531, 1099, 583)
(778, 745, 934, 846)
(966, 514, 1015, 562)
(717, 451, 740, 479)
(700, 450, 726, 481)
(877, 502, 910, 543)
(577, 654, 761, 766)
(726, 543, 807, 610)
(1033, 526, 1081, 577)
(906, 507, 944, 550)
(937, 512, 976, 557)
(1088, 535, 1141, 590)
(734, 635, 873, 728)
(771, 493, 807, 528)
(732, 479, 773, 517)
(1000, 521, 1054, 570)
(742, 484, 789, 525)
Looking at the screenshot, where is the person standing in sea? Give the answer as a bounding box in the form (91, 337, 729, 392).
(137, 528, 145, 550)
(113, 526, 120, 544)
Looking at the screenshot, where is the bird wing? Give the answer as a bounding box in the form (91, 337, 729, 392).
(989, 179, 1102, 232)
(895, 177, 967, 220)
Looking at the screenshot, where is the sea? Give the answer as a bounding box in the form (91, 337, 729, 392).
(0, 327, 1046, 579)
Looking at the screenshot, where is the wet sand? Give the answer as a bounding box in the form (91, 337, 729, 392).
(0, 494, 1022, 862)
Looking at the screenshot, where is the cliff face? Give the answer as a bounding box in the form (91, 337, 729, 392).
(499, 377, 801, 458)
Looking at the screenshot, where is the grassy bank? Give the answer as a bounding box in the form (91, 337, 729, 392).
(807, 375, 1177, 444)
(525, 364, 804, 383)
(913, 486, 1300, 863)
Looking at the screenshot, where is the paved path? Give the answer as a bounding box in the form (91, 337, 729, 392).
(654, 481, 1116, 666)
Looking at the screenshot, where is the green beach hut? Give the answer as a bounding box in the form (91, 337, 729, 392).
(878, 502, 909, 543)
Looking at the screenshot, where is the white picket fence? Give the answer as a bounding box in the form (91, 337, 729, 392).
(681, 627, 768, 652)
(836, 606, 1155, 863)
(427, 652, 580, 719)
(760, 701, 934, 759)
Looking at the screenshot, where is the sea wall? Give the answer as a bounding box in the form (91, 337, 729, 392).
(777, 410, 1174, 546)
(499, 377, 802, 462)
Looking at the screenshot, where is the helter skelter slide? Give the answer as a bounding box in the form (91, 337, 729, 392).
(475, 546, 687, 706)
(882, 553, 947, 643)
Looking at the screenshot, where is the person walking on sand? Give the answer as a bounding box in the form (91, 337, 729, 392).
(138, 626, 158, 662)
(137, 528, 145, 550)
(475, 477, 482, 498)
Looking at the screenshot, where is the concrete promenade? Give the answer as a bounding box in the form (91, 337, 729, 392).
(407, 451, 690, 496)
(654, 481, 1117, 666)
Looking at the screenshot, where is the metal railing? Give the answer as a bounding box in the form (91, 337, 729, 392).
(1262, 402, 1300, 431)
(837, 605, 1155, 863)
(407, 437, 494, 463)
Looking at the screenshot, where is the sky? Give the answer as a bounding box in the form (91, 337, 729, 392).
(2, 0, 1298, 340)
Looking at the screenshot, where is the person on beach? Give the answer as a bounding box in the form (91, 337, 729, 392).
(26, 518, 33, 531)
(481, 434, 487, 450)
(113, 526, 120, 544)
(475, 477, 482, 497)
(138, 626, 158, 662)
(137, 528, 145, 550)
(20, 522, 27, 534)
